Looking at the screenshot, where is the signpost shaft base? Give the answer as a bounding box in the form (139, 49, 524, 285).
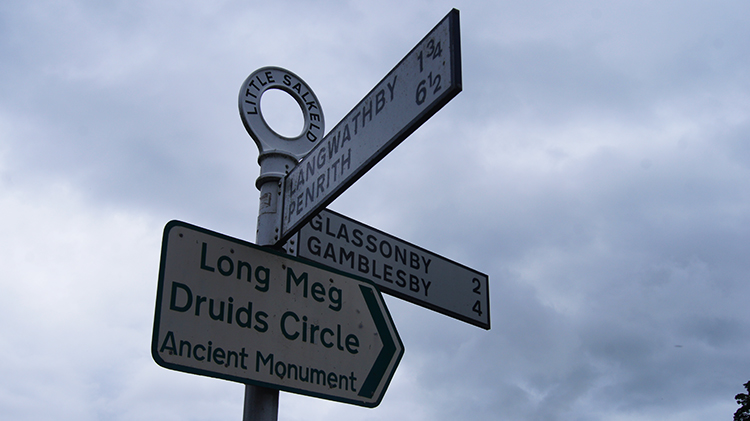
(243, 385, 279, 421)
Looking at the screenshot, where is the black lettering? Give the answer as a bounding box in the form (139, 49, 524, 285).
(327, 132, 340, 158)
(281, 311, 300, 340)
(366, 235, 377, 253)
(383, 264, 394, 283)
(321, 328, 334, 348)
(352, 229, 364, 247)
(286, 267, 308, 296)
(422, 256, 432, 274)
(409, 274, 420, 292)
(336, 223, 349, 242)
(236, 261, 251, 281)
(358, 255, 369, 274)
(394, 246, 407, 265)
(362, 99, 372, 127)
(323, 243, 336, 262)
(375, 89, 385, 114)
(235, 302, 253, 328)
(194, 344, 206, 361)
(341, 124, 352, 146)
(310, 214, 323, 231)
(311, 282, 326, 303)
(410, 252, 420, 270)
(179, 340, 191, 358)
(194, 295, 207, 316)
(311, 368, 325, 385)
(208, 299, 225, 321)
(379, 240, 392, 258)
(213, 347, 225, 365)
(308, 236, 321, 256)
(372, 259, 381, 279)
(396, 270, 407, 287)
(169, 282, 192, 312)
(159, 331, 177, 354)
(340, 248, 355, 269)
(200, 242, 215, 272)
(329, 287, 342, 311)
(255, 267, 270, 292)
(422, 278, 432, 297)
(346, 335, 359, 354)
(254, 312, 269, 333)
(387, 75, 397, 100)
(325, 216, 336, 237)
(256, 351, 273, 373)
(351, 112, 360, 134)
(217, 255, 233, 276)
(341, 148, 351, 171)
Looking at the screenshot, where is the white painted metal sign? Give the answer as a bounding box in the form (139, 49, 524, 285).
(290, 209, 490, 330)
(279, 9, 461, 244)
(152, 221, 403, 407)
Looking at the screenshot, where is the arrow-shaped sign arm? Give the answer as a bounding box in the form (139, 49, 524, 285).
(358, 285, 401, 400)
(278, 9, 462, 245)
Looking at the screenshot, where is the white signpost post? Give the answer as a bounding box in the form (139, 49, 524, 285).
(290, 208, 490, 329)
(279, 9, 461, 244)
(153, 220, 403, 408)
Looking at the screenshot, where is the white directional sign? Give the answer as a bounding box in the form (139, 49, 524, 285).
(279, 9, 461, 244)
(289, 209, 490, 330)
(152, 221, 404, 408)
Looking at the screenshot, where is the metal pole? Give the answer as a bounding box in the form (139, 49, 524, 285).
(242, 384, 279, 421)
(243, 150, 297, 421)
(238, 66, 324, 420)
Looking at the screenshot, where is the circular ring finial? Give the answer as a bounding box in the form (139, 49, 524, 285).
(239, 67, 324, 159)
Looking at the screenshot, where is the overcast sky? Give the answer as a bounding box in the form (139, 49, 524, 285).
(2, 0, 750, 420)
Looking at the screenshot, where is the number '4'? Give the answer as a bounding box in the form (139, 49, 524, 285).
(417, 40, 443, 72)
(472, 278, 482, 316)
(472, 301, 482, 317)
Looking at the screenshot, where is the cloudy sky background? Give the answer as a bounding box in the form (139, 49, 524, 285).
(2, 0, 749, 420)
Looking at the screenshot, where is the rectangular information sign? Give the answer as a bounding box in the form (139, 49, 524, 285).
(152, 221, 404, 407)
(279, 9, 461, 244)
(291, 209, 490, 330)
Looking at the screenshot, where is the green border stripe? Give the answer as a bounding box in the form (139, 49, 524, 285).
(358, 285, 396, 398)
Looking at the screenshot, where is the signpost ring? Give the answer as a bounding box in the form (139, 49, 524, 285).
(239, 66, 324, 159)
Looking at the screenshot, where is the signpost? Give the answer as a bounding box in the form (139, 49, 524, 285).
(152, 220, 403, 408)
(279, 9, 461, 244)
(152, 8, 483, 421)
(289, 209, 490, 329)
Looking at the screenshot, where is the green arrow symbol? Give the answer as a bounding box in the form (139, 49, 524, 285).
(358, 285, 400, 399)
